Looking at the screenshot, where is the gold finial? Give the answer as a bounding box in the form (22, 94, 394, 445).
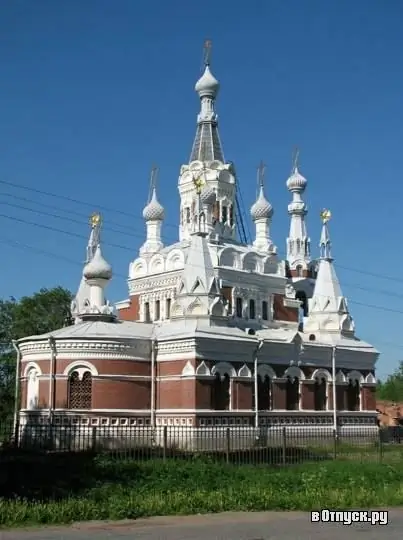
(193, 176, 205, 195)
(320, 209, 331, 224)
(90, 212, 101, 228)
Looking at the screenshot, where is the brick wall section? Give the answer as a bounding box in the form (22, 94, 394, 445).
(196, 379, 212, 409)
(361, 385, 376, 410)
(272, 381, 287, 409)
(181, 379, 196, 408)
(272, 294, 298, 322)
(93, 379, 150, 409)
(158, 359, 189, 377)
(157, 380, 182, 409)
(233, 380, 253, 409)
(221, 287, 232, 310)
(301, 381, 315, 409)
(290, 268, 311, 278)
(20, 380, 27, 410)
(118, 294, 140, 321)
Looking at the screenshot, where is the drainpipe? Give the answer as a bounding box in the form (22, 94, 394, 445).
(48, 336, 56, 423)
(332, 345, 337, 437)
(254, 339, 264, 429)
(151, 338, 157, 428)
(12, 340, 21, 442)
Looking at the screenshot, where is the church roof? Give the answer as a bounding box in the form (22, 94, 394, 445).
(18, 319, 155, 342)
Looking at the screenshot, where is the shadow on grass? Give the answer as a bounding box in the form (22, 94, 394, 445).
(0, 443, 333, 503)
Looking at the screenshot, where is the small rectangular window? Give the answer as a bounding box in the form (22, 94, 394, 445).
(155, 300, 160, 320)
(262, 300, 268, 321)
(144, 302, 150, 322)
(249, 299, 256, 319)
(236, 297, 243, 318)
(166, 298, 171, 318)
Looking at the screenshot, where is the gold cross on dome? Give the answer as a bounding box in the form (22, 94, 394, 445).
(320, 209, 331, 224)
(193, 176, 205, 195)
(90, 212, 101, 228)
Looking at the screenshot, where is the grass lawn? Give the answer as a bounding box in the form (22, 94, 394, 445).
(1, 450, 403, 528)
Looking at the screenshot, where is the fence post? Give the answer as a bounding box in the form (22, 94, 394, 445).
(225, 427, 230, 463)
(162, 425, 167, 461)
(282, 426, 286, 465)
(91, 426, 97, 452)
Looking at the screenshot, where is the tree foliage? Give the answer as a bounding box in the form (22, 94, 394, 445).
(376, 361, 403, 403)
(0, 287, 73, 422)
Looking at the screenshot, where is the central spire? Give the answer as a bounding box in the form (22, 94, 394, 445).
(190, 40, 224, 163)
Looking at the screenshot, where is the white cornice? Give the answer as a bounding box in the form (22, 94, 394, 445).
(19, 339, 150, 361)
(128, 273, 180, 294)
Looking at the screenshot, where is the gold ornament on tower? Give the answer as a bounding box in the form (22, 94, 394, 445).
(320, 209, 331, 224)
(90, 212, 101, 228)
(193, 176, 205, 195)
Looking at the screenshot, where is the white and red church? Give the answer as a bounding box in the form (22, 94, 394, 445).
(15, 53, 378, 439)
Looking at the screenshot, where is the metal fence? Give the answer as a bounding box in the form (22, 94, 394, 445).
(1, 421, 402, 465)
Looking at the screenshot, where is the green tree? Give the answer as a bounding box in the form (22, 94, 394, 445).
(0, 287, 73, 423)
(376, 361, 403, 403)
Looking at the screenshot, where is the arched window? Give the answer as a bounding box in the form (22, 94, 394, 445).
(68, 370, 92, 409)
(286, 376, 299, 410)
(296, 265, 303, 277)
(257, 375, 272, 410)
(347, 380, 360, 411)
(212, 372, 230, 410)
(26, 368, 39, 410)
(314, 376, 327, 411)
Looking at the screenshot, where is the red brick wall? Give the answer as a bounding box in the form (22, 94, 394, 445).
(118, 295, 140, 321)
(301, 382, 315, 409)
(196, 379, 212, 409)
(272, 294, 298, 322)
(233, 380, 253, 409)
(93, 379, 150, 409)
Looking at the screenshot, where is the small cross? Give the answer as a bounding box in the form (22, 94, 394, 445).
(292, 147, 300, 172)
(257, 161, 266, 188)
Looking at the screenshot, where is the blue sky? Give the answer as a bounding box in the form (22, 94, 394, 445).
(1, 0, 402, 379)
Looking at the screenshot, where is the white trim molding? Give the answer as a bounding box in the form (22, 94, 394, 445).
(23, 361, 43, 378)
(63, 361, 98, 377)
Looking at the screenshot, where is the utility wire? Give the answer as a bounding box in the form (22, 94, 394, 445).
(0, 194, 402, 304)
(0, 210, 402, 317)
(0, 176, 400, 286)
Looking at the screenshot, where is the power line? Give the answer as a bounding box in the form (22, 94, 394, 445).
(0, 210, 402, 318)
(0, 194, 402, 304)
(1, 176, 401, 286)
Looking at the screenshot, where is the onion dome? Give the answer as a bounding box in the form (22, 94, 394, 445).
(83, 245, 112, 280)
(200, 185, 216, 205)
(286, 167, 307, 192)
(195, 65, 220, 98)
(142, 188, 165, 222)
(250, 186, 273, 221)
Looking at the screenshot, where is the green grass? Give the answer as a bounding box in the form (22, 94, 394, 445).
(1, 452, 403, 528)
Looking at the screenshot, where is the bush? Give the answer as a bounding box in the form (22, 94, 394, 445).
(1, 455, 403, 528)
